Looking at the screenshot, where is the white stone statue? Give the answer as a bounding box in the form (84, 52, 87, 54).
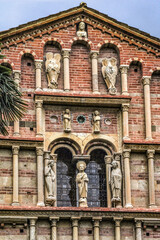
(101, 57, 118, 95)
(45, 160, 55, 199)
(63, 109, 71, 132)
(77, 21, 87, 38)
(45, 52, 61, 89)
(110, 154, 122, 205)
(92, 110, 101, 133)
(76, 161, 89, 207)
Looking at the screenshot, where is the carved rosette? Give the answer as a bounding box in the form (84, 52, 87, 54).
(142, 76, 151, 86)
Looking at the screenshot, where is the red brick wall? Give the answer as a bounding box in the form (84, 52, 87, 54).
(143, 227, 160, 239)
(70, 43, 92, 92)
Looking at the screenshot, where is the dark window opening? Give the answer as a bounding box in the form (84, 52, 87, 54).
(20, 229, 24, 233)
(88, 230, 92, 234)
(27, 62, 31, 66)
(146, 232, 150, 236)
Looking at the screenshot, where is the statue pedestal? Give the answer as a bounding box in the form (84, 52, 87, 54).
(79, 198, 88, 207)
(45, 197, 56, 206)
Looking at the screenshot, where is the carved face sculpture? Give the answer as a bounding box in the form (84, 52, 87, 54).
(77, 161, 86, 171)
(79, 22, 85, 31)
(112, 161, 118, 169)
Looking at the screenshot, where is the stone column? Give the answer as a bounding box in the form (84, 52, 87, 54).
(62, 49, 71, 91)
(120, 65, 129, 95)
(123, 149, 132, 208)
(35, 60, 43, 90)
(72, 217, 80, 240)
(51, 154, 57, 207)
(50, 217, 59, 240)
(12, 146, 20, 206)
(90, 51, 99, 93)
(36, 147, 45, 206)
(35, 100, 43, 137)
(114, 218, 122, 240)
(147, 150, 156, 208)
(122, 103, 130, 140)
(135, 220, 142, 240)
(104, 155, 112, 207)
(13, 71, 21, 136)
(29, 218, 37, 240)
(92, 218, 101, 240)
(142, 76, 152, 140)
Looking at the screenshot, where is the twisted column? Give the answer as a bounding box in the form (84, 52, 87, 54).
(35, 60, 43, 90)
(122, 103, 130, 140)
(142, 76, 152, 140)
(147, 150, 156, 208)
(123, 149, 132, 208)
(135, 220, 142, 240)
(12, 146, 20, 206)
(120, 65, 129, 95)
(62, 49, 71, 91)
(36, 147, 45, 206)
(13, 71, 21, 136)
(90, 51, 99, 93)
(35, 100, 43, 137)
(29, 218, 37, 240)
(50, 218, 59, 240)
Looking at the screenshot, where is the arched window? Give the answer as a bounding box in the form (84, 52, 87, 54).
(55, 147, 77, 207)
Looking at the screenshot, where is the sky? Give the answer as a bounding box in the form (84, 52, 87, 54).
(0, 0, 160, 38)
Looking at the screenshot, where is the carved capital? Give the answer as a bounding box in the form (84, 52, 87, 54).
(62, 49, 71, 58)
(120, 65, 129, 74)
(90, 51, 99, 59)
(36, 147, 43, 156)
(142, 76, 151, 86)
(13, 70, 21, 82)
(123, 149, 131, 159)
(50, 217, 59, 227)
(147, 150, 155, 160)
(72, 219, 79, 227)
(135, 220, 142, 228)
(122, 103, 130, 112)
(35, 100, 43, 108)
(114, 217, 123, 227)
(12, 146, 20, 155)
(104, 155, 112, 164)
(50, 154, 58, 163)
(30, 219, 37, 226)
(35, 60, 43, 69)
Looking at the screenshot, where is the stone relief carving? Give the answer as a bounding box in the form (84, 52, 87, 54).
(45, 52, 61, 89)
(76, 161, 89, 207)
(44, 153, 56, 206)
(92, 110, 101, 133)
(77, 21, 87, 38)
(63, 109, 71, 132)
(110, 153, 122, 207)
(101, 57, 118, 95)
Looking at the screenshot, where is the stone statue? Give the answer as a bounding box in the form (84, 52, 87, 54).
(45, 160, 55, 200)
(45, 52, 61, 89)
(92, 110, 101, 133)
(101, 57, 118, 95)
(63, 109, 71, 132)
(77, 21, 87, 38)
(110, 154, 122, 205)
(76, 161, 89, 207)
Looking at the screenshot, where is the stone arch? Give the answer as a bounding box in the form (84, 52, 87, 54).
(20, 49, 36, 59)
(0, 59, 15, 70)
(42, 40, 63, 89)
(98, 42, 121, 94)
(70, 37, 93, 50)
(42, 38, 64, 50)
(97, 41, 122, 55)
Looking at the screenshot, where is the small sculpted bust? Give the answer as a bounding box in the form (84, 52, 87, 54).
(77, 21, 87, 38)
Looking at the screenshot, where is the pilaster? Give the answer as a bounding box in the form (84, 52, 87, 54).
(62, 49, 71, 91)
(12, 146, 20, 206)
(90, 51, 99, 93)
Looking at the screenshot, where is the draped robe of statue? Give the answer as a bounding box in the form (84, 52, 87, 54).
(45, 160, 55, 198)
(110, 160, 122, 202)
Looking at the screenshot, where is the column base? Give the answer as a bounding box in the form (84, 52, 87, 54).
(145, 137, 153, 141)
(13, 132, 20, 137)
(64, 89, 70, 92)
(11, 202, 20, 206)
(123, 136, 130, 140)
(36, 134, 43, 137)
(149, 204, 157, 208)
(125, 203, 133, 208)
(122, 92, 129, 96)
(93, 91, 100, 94)
(35, 87, 43, 91)
(37, 202, 45, 207)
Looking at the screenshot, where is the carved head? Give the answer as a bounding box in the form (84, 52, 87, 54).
(94, 110, 99, 116)
(76, 161, 86, 171)
(78, 21, 85, 31)
(112, 160, 118, 169)
(46, 52, 54, 60)
(48, 160, 54, 167)
(65, 109, 70, 114)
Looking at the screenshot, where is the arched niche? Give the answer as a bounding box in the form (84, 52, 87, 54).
(86, 148, 107, 207)
(150, 70, 160, 140)
(98, 44, 120, 94)
(42, 41, 63, 89)
(0, 62, 12, 71)
(21, 53, 35, 89)
(128, 61, 144, 140)
(70, 40, 92, 92)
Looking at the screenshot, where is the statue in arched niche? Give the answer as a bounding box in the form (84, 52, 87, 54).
(92, 110, 101, 133)
(45, 52, 61, 89)
(63, 109, 71, 132)
(110, 153, 122, 206)
(77, 21, 87, 38)
(76, 161, 89, 207)
(102, 57, 118, 95)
